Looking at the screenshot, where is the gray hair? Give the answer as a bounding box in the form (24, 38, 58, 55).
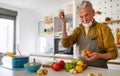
(77, 1, 94, 11)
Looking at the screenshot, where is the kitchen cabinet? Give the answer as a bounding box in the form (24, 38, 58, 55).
(38, 21, 54, 54)
(38, 21, 54, 36)
(108, 58, 120, 70)
(54, 13, 73, 34)
(37, 12, 73, 55)
(38, 13, 73, 36)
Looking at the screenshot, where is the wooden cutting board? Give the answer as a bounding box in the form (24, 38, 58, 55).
(42, 62, 53, 68)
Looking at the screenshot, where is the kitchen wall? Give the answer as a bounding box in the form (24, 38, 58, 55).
(0, 4, 37, 55)
(17, 9, 37, 55)
(0, 1, 73, 56)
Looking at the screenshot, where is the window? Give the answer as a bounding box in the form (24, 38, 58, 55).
(0, 8, 17, 54)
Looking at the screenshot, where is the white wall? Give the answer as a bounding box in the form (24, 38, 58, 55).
(17, 9, 37, 56)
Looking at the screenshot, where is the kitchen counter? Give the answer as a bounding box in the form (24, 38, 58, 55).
(1, 56, 120, 76)
(0, 66, 120, 76)
(107, 58, 120, 70)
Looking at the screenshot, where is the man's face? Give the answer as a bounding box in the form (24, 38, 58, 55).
(77, 6, 95, 24)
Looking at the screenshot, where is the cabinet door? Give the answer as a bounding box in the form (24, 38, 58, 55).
(54, 13, 73, 32)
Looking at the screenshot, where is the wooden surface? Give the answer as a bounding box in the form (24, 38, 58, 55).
(42, 62, 53, 68)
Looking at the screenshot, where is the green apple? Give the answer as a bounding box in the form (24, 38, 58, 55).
(71, 59, 77, 65)
(65, 63, 70, 72)
(65, 63, 74, 72)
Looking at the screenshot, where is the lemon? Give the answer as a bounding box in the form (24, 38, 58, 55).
(77, 60, 84, 66)
(75, 65, 83, 73)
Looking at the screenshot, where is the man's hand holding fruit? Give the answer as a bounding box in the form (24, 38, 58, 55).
(82, 49, 101, 61)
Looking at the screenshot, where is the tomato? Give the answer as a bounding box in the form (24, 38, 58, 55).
(58, 60, 65, 68)
(51, 62, 57, 68)
(52, 63, 61, 71)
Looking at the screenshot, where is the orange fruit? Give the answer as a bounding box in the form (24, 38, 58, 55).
(82, 50, 88, 57)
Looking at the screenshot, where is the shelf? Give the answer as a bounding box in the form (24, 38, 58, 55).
(101, 19, 120, 24)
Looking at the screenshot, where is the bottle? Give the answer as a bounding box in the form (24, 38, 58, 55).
(116, 28, 120, 44)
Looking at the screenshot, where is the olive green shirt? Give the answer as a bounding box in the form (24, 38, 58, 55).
(62, 20, 118, 59)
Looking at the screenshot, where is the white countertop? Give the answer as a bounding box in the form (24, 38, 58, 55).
(1, 56, 120, 76)
(0, 66, 120, 76)
(108, 58, 120, 62)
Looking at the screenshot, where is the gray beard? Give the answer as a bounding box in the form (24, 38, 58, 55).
(82, 20, 93, 28)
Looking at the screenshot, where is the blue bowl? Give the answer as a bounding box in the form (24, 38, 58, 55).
(24, 63, 41, 72)
(12, 56, 29, 68)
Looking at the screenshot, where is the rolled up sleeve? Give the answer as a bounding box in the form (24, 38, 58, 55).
(61, 27, 80, 48)
(101, 25, 118, 59)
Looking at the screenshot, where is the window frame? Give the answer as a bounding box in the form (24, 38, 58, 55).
(0, 8, 17, 54)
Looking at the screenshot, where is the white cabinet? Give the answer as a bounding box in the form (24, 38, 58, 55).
(54, 13, 73, 33)
(37, 22, 54, 54)
(107, 59, 120, 70)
